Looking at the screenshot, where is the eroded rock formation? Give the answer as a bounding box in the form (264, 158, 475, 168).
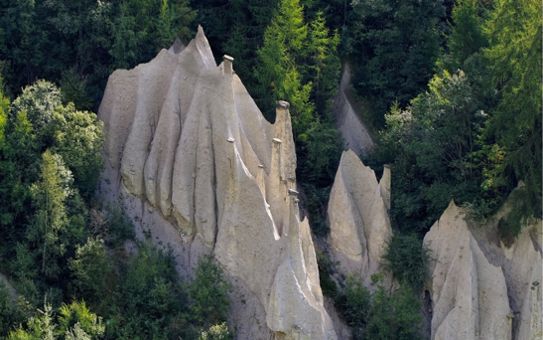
(333, 64, 374, 157)
(424, 199, 542, 340)
(424, 201, 512, 340)
(327, 150, 392, 288)
(99, 26, 336, 339)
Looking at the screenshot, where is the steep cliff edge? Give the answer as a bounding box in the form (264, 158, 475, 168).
(98, 26, 336, 339)
(327, 150, 392, 288)
(424, 200, 542, 340)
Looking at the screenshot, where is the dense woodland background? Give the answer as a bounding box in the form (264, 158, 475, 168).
(0, 0, 540, 339)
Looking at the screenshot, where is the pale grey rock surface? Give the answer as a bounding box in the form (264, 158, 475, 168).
(99, 26, 336, 340)
(424, 190, 542, 340)
(424, 201, 512, 340)
(327, 150, 392, 288)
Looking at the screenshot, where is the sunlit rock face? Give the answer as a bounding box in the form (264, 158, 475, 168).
(327, 150, 392, 289)
(424, 198, 542, 340)
(98, 26, 337, 340)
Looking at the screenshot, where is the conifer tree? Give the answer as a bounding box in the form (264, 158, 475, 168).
(253, 0, 313, 126)
(307, 12, 341, 113)
(482, 0, 542, 220)
(445, 0, 487, 69)
(28, 150, 73, 280)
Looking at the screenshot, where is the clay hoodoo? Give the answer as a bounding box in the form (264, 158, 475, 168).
(327, 150, 392, 288)
(423, 192, 542, 340)
(424, 201, 512, 340)
(99, 26, 336, 339)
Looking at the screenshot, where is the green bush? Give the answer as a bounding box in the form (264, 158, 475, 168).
(69, 238, 115, 311)
(57, 301, 105, 339)
(8, 301, 104, 340)
(110, 244, 185, 339)
(188, 257, 230, 328)
(335, 277, 423, 340)
(103, 207, 135, 247)
(365, 286, 422, 340)
(338, 277, 371, 338)
(383, 233, 429, 292)
(199, 322, 232, 340)
(0, 283, 31, 337)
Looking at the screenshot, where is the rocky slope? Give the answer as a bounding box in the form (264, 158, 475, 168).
(327, 150, 392, 288)
(424, 200, 542, 340)
(98, 26, 336, 339)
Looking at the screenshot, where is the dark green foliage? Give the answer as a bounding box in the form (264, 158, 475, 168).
(334, 278, 423, 340)
(69, 238, 115, 312)
(380, 0, 541, 238)
(253, 0, 312, 121)
(0, 0, 195, 108)
(183, 257, 231, 338)
(0, 82, 103, 299)
(0, 78, 233, 338)
(316, 251, 339, 298)
(108, 244, 187, 339)
(337, 277, 370, 338)
(98, 248, 232, 339)
(191, 0, 279, 84)
(0, 283, 31, 337)
(380, 70, 485, 233)
(102, 208, 135, 247)
(439, 0, 488, 71)
(188, 257, 230, 326)
(383, 234, 429, 292)
(480, 0, 542, 223)
(110, 0, 196, 70)
(343, 0, 446, 125)
(496, 186, 538, 246)
(364, 286, 422, 340)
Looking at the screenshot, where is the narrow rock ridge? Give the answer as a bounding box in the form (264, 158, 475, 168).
(99, 26, 336, 339)
(333, 63, 375, 157)
(327, 150, 392, 288)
